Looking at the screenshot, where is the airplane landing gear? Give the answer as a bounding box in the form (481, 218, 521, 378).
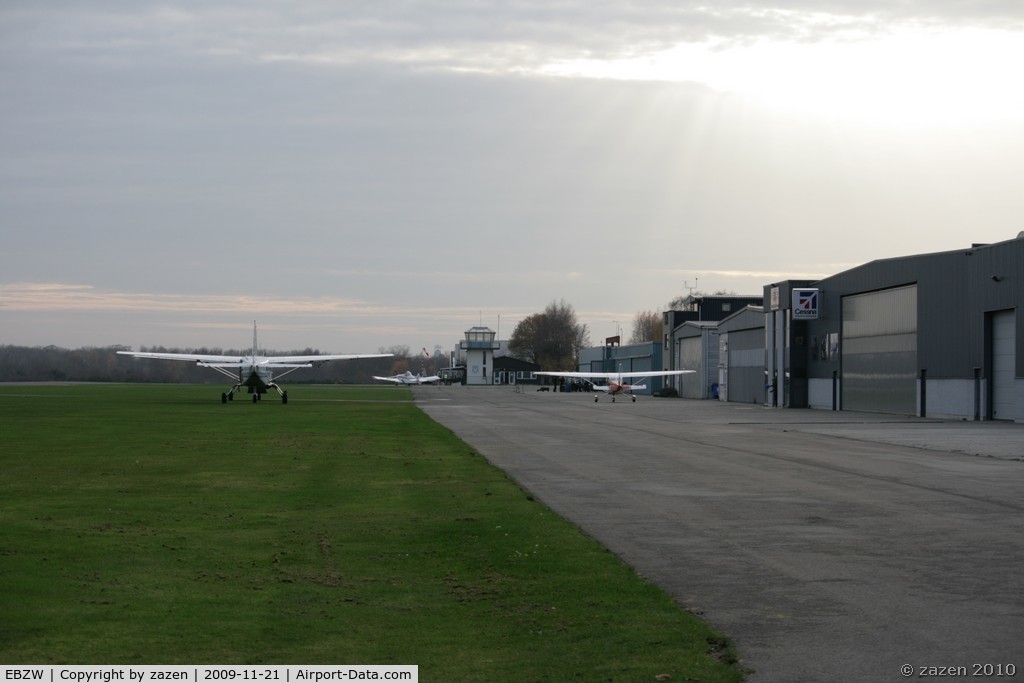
(221, 383, 287, 404)
(631, 395, 636, 403)
(268, 382, 288, 404)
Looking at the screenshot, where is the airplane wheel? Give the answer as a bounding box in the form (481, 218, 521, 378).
(612, 397, 616, 403)
(632, 396, 636, 403)
(594, 396, 599, 403)
(221, 393, 227, 404)
(282, 392, 288, 404)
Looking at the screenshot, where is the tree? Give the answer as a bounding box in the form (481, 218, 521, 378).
(667, 289, 737, 311)
(508, 300, 589, 371)
(508, 313, 545, 364)
(629, 310, 663, 344)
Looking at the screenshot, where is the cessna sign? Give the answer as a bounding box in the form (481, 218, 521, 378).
(792, 288, 820, 319)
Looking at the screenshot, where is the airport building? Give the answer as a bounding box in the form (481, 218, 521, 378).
(663, 295, 767, 398)
(459, 326, 500, 385)
(455, 237, 1020, 420)
(715, 305, 766, 405)
(767, 234, 1023, 421)
(694, 234, 1022, 421)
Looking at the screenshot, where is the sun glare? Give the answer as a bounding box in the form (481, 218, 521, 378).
(541, 26, 1024, 123)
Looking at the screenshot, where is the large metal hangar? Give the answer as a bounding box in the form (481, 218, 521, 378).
(716, 305, 766, 405)
(664, 294, 765, 398)
(672, 304, 768, 404)
(765, 234, 1023, 421)
(675, 321, 718, 399)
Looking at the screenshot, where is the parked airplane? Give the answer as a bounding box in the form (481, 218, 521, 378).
(373, 371, 441, 385)
(533, 369, 694, 402)
(117, 322, 391, 403)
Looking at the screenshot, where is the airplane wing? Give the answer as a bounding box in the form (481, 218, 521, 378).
(119, 351, 392, 367)
(534, 371, 605, 381)
(263, 353, 392, 365)
(117, 351, 245, 364)
(614, 370, 694, 378)
(416, 375, 441, 383)
(534, 370, 693, 379)
(373, 375, 404, 383)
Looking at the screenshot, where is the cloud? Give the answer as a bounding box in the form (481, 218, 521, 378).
(3, 0, 1024, 353)
(0, 282, 536, 322)
(7, 2, 1023, 77)
(0, 282, 367, 314)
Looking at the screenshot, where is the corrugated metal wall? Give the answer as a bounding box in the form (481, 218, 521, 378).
(991, 309, 1016, 420)
(842, 285, 918, 414)
(679, 337, 704, 398)
(727, 327, 768, 404)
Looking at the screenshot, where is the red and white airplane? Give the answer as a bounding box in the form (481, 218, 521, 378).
(117, 322, 391, 404)
(533, 368, 693, 402)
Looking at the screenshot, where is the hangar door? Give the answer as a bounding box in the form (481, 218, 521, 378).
(678, 336, 704, 398)
(726, 328, 768, 404)
(842, 285, 918, 414)
(991, 309, 1016, 420)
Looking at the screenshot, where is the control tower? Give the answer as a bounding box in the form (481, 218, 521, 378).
(460, 326, 499, 385)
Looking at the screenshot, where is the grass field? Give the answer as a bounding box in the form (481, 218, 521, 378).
(0, 383, 743, 681)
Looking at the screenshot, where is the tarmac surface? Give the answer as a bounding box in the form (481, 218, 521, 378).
(414, 385, 1024, 682)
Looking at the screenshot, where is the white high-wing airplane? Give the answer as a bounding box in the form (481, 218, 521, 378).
(534, 369, 694, 402)
(373, 371, 441, 385)
(117, 322, 392, 404)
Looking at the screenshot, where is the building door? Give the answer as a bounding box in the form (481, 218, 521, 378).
(718, 333, 729, 402)
(679, 337, 703, 398)
(991, 309, 1016, 420)
(842, 285, 918, 415)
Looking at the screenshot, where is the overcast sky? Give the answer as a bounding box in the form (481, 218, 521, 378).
(3, 1, 1023, 354)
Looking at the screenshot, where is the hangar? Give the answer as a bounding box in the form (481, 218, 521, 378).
(716, 305, 766, 405)
(664, 294, 765, 398)
(765, 234, 1023, 421)
(670, 304, 768, 402)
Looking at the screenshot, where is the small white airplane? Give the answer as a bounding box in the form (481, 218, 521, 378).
(373, 370, 441, 385)
(534, 368, 694, 402)
(117, 322, 392, 403)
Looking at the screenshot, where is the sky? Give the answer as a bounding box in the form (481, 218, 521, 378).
(3, 1, 1024, 354)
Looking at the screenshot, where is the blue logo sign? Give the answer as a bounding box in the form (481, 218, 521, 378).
(792, 289, 819, 319)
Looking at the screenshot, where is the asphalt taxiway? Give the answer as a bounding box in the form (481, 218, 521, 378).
(414, 385, 1024, 682)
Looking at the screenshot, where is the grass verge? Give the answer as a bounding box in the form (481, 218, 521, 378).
(0, 383, 743, 681)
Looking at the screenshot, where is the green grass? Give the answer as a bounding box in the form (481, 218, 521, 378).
(0, 384, 742, 681)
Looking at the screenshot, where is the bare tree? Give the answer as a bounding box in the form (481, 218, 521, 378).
(667, 288, 737, 310)
(629, 310, 663, 344)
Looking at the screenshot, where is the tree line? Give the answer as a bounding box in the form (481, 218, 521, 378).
(0, 344, 436, 384)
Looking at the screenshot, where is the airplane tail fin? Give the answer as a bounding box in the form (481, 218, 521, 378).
(253, 321, 258, 358)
